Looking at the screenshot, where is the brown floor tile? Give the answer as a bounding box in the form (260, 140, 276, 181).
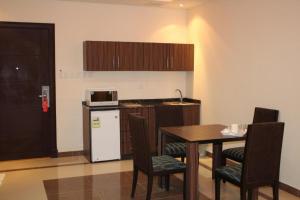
(44, 171, 185, 200)
(46, 190, 102, 200)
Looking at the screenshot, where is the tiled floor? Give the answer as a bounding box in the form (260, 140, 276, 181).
(44, 171, 187, 200)
(0, 156, 299, 200)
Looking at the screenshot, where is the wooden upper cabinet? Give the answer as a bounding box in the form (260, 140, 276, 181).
(117, 42, 144, 71)
(144, 43, 168, 71)
(83, 41, 116, 71)
(169, 44, 194, 71)
(83, 41, 194, 71)
(183, 44, 194, 71)
(101, 41, 117, 71)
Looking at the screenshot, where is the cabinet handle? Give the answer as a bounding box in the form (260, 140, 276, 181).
(166, 57, 169, 69)
(112, 56, 115, 69)
(118, 56, 120, 69)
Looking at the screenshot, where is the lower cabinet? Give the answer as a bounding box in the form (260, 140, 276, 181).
(183, 105, 200, 125)
(120, 104, 200, 159)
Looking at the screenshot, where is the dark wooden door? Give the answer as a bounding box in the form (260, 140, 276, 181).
(144, 43, 168, 71)
(117, 42, 144, 71)
(0, 22, 56, 161)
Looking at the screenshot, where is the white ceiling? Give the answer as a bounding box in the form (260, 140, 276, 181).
(58, 0, 205, 9)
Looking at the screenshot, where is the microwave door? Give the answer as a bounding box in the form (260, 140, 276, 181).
(91, 91, 113, 102)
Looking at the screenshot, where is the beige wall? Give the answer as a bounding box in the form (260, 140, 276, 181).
(187, 0, 300, 189)
(0, 0, 188, 152)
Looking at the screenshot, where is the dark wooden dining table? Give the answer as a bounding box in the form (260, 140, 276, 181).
(159, 124, 249, 200)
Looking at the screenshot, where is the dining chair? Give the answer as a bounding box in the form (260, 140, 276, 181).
(129, 114, 186, 200)
(222, 107, 279, 163)
(155, 105, 186, 162)
(215, 122, 285, 200)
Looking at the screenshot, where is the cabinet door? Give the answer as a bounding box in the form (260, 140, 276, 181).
(169, 43, 184, 71)
(183, 44, 194, 71)
(117, 42, 144, 71)
(97, 41, 117, 71)
(83, 41, 116, 71)
(169, 44, 194, 71)
(183, 105, 200, 125)
(144, 43, 168, 71)
(83, 41, 98, 71)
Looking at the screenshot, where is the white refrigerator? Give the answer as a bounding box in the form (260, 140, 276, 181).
(90, 109, 120, 162)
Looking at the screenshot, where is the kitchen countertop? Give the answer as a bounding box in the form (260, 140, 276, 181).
(82, 98, 200, 110)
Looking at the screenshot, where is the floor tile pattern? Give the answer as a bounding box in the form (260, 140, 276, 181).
(44, 171, 190, 200)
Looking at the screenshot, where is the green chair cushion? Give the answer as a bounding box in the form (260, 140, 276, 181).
(223, 147, 244, 162)
(165, 142, 186, 157)
(152, 155, 186, 172)
(215, 165, 242, 184)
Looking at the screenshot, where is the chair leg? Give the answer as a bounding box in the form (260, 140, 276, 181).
(146, 175, 153, 200)
(273, 182, 279, 200)
(248, 189, 253, 200)
(183, 172, 186, 200)
(215, 176, 221, 200)
(240, 187, 247, 200)
(165, 175, 170, 191)
(131, 166, 138, 198)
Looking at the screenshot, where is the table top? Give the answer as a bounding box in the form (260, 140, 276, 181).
(160, 124, 246, 143)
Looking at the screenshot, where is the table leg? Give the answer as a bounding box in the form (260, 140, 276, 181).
(186, 142, 199, 200)
(212, 143, 223, 179)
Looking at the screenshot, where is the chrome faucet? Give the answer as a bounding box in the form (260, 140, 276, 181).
(175, 89, 183, 103)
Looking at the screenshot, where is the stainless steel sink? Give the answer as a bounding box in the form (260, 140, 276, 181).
(162, 101, 196, 106)
(120, 103, 143, 107)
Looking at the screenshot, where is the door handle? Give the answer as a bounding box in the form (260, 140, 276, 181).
(38, 86, 50, 107)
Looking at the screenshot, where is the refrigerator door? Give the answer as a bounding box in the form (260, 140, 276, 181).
(90, 110, 120, 162)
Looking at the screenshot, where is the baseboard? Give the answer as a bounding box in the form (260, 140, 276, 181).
(205, 151, 300, 197)
(279, 182, 300, 197)
(57, 151, 84, 157)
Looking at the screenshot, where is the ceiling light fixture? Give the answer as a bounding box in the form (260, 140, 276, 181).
(179, 3, 184, 7)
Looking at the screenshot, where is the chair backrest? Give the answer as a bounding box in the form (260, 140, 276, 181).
(252, 107, 279, 123)
(128, 114, 152, 173)
(155, 105, 184, 129)
(242, 122, 285, 187)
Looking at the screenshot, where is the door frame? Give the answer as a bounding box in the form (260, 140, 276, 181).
(0, 21, 57, 157)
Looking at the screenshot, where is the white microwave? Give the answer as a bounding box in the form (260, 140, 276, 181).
(85, 89, 118, 106)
